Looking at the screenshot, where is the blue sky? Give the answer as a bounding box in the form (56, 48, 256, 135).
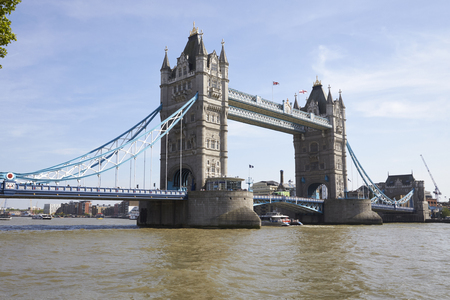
(1, 0, 449, 208)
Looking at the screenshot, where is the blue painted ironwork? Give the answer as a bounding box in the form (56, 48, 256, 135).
(253, 195, 324, 214)
(371, 204, 415, 213)
(1, 180, 187, 201)
(347, 142, 414, 205)
(0, 93, 199, 184)
(228, 106, 305, 133)
(228, 88, 332, 131)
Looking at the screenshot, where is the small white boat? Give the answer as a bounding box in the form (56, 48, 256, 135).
(42, 214, 52, 220)
(259, 211, 291, 226)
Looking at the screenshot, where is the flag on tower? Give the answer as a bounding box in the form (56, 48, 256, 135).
(299, 89, 307, 94)
(273, 81, 280, 85)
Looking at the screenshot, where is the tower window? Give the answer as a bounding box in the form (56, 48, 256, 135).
(310, 142, 319, 153)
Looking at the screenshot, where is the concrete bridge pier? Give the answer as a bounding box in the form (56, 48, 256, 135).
(324, 198, 383, 225)
(138, 190, 261, 229)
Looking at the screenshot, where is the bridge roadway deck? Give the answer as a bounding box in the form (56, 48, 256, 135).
(1, 182, 187, 201)
(1, 181, 413, 213)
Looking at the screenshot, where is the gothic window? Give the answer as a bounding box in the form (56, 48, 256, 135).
(188, 81, 192, 89)
(217, 161, 220, 166)
(211, 141, 216, 149)
(183, 66, 187, 75)
(211, 63, 218, 72)
(206, 140, 210, 148)
(216, 141, 220, 150)
(207, 160, 210, 165)
(212, 166, 215, 173)
(211, 115, 214, 123)
(212, 79, 218, 88)
(216, 116, 220, 124)
(310, 142, 319, 153)
(178, 68, 182, 77)
(206, 114, 210, 122)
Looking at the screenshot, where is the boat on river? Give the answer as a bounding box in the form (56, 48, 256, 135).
(0, 213, 12, 220)
(259, 211, 292, 226)
(32, 214, 52, 220)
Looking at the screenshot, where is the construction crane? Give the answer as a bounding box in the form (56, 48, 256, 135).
(420, 154, 442, 202)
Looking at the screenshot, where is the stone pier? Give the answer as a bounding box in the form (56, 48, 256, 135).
(138, 190, 261, 229)
(324, 198, 383, 225)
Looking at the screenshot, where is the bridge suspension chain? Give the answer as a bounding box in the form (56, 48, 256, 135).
(346, 142, 414, 205)
(1, 93, 199, 184)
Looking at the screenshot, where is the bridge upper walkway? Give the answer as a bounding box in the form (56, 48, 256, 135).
(228, 88, 332, 134)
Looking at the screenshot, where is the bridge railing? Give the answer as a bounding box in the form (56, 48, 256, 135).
(228, 106, 305, 133)
(228, 88, 331, 127)
(371, 204, 415, 212)
(2, 181, 187, 199)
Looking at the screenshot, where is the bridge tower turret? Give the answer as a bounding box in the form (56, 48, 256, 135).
(159, 24, 229, 191)
(293, 78, 348, 199)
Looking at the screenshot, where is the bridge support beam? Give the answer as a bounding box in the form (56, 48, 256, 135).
(324, 198, 382, 225)
(138, 191, 261, 229)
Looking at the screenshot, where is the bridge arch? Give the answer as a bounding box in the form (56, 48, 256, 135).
(171, 167, 195, 191)
(307, 183, 328, 199)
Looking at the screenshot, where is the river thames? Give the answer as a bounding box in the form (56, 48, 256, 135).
(0, 218, 448, 299)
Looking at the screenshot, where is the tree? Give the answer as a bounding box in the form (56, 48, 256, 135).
(442, 207, 450, 218)
(0, 0, 21, 69)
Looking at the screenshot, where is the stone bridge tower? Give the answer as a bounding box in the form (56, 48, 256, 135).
(294, 78, 348, 199)
(159, 24, 229, 191)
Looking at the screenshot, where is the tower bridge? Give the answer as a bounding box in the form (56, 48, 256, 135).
(0, 25, 430, 227)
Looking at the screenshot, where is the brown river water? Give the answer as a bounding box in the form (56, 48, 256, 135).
(0, 217, 449, 299)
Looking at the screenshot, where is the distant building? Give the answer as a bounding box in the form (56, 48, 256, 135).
(377, 173, 415, 207)
(252, 181, 279, 195)
(77, 201, 92, 216)
(44, 203, 61, 215)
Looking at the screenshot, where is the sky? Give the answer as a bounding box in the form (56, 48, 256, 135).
(1, 0, 449, 209)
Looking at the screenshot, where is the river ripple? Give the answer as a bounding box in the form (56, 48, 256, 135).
(0, 218, 448, 299)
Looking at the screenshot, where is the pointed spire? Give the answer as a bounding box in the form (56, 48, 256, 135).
(339, 89, 345, 108)
(327, 84, 333, 104)
(219, 39, 228, 64)
(294, 93, 300, 109)
(197, 36, 207, 56)
(161, 46, 170, 70)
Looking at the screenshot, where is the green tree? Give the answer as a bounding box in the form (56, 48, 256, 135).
(0, 0, 21, 69)
(442, 207, 450, 218)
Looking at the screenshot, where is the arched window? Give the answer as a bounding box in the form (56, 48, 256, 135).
(310, 142, 319, 153)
